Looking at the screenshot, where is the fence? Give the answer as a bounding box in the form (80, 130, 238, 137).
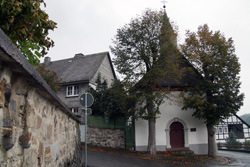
(218, 142, 250, 150)
(88, 116, 127, 129)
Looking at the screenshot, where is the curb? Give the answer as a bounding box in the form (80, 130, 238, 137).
(218, 149, 250, 154)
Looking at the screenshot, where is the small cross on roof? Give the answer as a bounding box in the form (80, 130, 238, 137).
(161, 0, 167, 9)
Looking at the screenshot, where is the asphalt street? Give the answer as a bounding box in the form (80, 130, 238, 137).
(86, 150, 179, 167)
(216, 150, 250, 167)
(82, 149, 250, 167)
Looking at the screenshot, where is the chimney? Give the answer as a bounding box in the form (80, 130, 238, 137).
(44, 57, 51, 65)
(74, 53, 84, 58)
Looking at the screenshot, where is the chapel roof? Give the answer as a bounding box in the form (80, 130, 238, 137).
(135, 10, 202, 90)
(135, 51, 202, 90)
(158, 55, 201, 88)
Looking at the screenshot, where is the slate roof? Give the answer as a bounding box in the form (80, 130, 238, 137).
(0, 28, 80, 122)
(158, 53, 203, 88)
(45, 52, 116, 84)
(135, 49, 202, 91)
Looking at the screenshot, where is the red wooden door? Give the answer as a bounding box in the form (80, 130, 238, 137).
(170, 122, 184, 148)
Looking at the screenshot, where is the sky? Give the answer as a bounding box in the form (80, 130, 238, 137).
(42, 0, 250, 116)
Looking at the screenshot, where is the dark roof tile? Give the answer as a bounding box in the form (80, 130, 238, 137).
(45, 52, 110, 84)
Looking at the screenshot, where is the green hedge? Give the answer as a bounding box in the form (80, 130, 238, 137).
(87, 116, 127, 129)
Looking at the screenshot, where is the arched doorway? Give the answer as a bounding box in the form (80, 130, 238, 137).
(170, 122, 184, 148)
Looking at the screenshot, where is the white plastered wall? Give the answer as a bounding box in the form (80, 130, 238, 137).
(135, 91, 208, 154)
(91, 55, 115, 87)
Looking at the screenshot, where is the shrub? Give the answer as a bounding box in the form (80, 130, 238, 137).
(226, 131, 242, 149)
(244, 140, 250, 150)
(36, 64, 62, 92)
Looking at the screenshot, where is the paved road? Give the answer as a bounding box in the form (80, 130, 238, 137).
(216, 150, 250, 167)
(86, 150, 179, 167)
(82, 149, 250, 167)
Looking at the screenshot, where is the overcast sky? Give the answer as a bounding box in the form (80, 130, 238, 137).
(43, 0, 250, 116)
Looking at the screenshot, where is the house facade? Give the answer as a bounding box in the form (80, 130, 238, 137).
(44, 52, 117, 120)
(215, 114, 250, 143)
(134, 56, 209, 154)
(134, 11, 209, 155)
(135, 92, 208, 154)
(133, 48, 209, 154)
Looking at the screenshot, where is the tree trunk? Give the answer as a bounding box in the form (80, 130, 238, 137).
(147, 118, 156, 155)
(146, 92, 157, 155)
(206, 123, 217, 157)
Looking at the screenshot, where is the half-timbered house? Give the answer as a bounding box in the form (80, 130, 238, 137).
(215, 114, 250, 143)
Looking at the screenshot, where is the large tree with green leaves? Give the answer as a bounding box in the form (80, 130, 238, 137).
(0, 0, 57, 65)
(111, 9, 182, 155)
(89, 74, 136, 119)
(181, 24, 244, 157)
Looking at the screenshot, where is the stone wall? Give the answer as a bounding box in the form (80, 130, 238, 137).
(0, 29, 82, 167)
(87, 127, 125, 148)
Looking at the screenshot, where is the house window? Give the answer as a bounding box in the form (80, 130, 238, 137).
(224, 127, 228, 133)
(228, 124, 244, 139)
(70, 107, 79, 114)
(66, 85, 79, 97)
(219, 127, 222, 133)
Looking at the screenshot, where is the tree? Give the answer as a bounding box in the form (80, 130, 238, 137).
(36, 64, 62, 92)
(0, 0, 57, 65)
(226, 131, 242, 149)
(111, 9, 181, 155)
(89, 74, 109, 117)
(181, 24, 244, 157)
(89, 73, 136, 118)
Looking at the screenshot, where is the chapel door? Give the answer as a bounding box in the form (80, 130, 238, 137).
(170, 122, 184, 148)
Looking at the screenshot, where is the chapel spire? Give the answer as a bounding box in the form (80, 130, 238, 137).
(160, 5, 177, 47)
(157, 2, 179, 73)
(161, 0, 167, 10)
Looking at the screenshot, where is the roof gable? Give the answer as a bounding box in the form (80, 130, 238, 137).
(158, 53, 202, 88)
(135, 50, 202, 90)
(45, 52, 116, 84)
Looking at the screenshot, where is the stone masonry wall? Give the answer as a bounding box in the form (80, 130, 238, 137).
(87, 127, 125, 148)
(0, 66, 82, 166)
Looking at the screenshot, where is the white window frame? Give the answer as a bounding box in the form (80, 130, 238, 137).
(224, 127, 228, 133)
(70, 107, 79, 113)
(66, 85, 79, 97)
